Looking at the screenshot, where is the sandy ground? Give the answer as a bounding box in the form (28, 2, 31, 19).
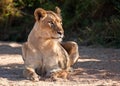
(0, 42, 120, 86)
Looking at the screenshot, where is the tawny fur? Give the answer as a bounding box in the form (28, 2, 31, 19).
(22, 7, 79, 81)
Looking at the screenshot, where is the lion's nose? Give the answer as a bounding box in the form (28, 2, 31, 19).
(57, 31, 63, 35)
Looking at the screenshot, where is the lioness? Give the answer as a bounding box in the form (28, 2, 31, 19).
(22, 7, 79, 81)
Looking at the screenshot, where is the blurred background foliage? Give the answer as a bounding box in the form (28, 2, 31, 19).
(0, 0, 120, 48)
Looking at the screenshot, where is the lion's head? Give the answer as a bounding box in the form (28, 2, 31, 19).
(33, 7, 64, 41)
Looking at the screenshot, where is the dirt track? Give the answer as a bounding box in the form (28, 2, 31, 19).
(0, 42, 120, 86)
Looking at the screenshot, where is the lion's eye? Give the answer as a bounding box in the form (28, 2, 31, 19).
(48, 21, 54, 27)
(60, 21, 62, 25)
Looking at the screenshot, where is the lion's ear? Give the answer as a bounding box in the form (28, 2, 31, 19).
(55, 6, 61, 17)
(34, 8, 47, 21)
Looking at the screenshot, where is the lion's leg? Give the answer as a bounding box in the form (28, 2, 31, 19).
(61, 41, 79, 66)
(50, 70, 69, 81)
(23, 67, 40, 81)
(46, 68, 68, 81)
(22, 43, 40, 81)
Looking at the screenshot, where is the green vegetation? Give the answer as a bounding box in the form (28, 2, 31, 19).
(0, 0, 120, 48)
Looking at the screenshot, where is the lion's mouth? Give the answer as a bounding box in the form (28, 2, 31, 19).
(52, 34, 64, 40)
(52, 37, 62, 39)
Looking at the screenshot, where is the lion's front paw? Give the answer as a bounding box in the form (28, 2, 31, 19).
(50, 70, 69, 81)
(26, 74, 40, 81)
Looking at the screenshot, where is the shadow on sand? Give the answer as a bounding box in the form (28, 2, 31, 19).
(0, 44, 22, 55)
(0, 63, 25, 81)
